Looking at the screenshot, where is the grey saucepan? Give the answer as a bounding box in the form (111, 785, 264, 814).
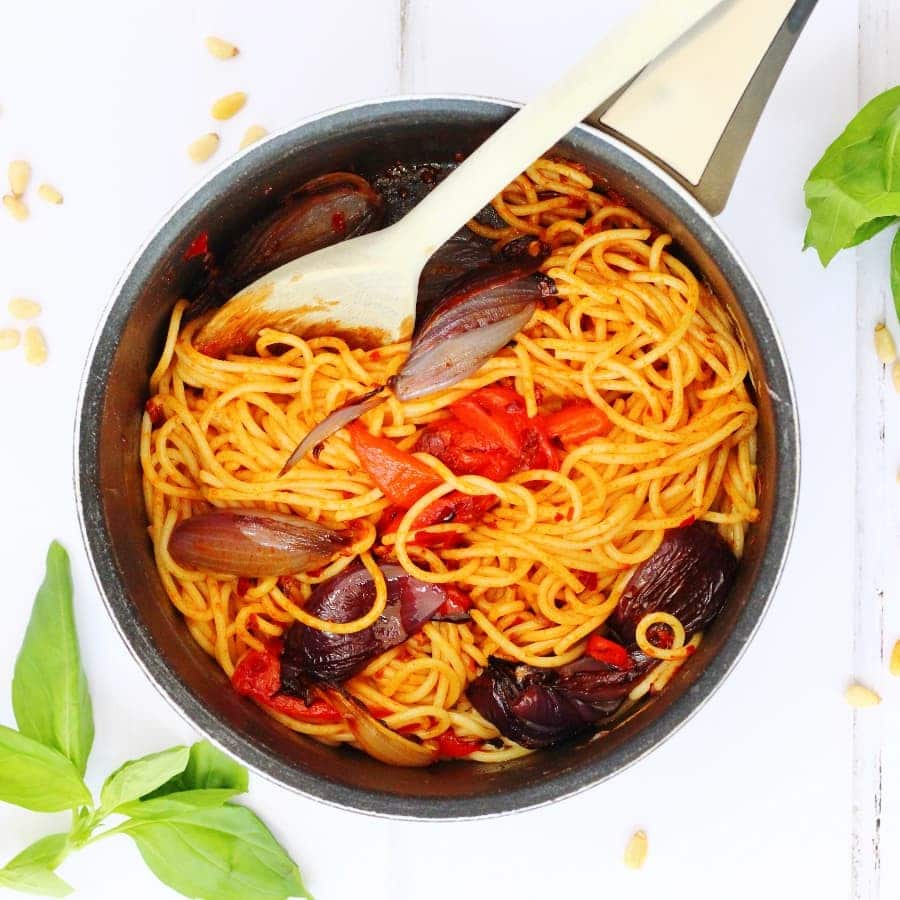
(76, 2, 812, 818)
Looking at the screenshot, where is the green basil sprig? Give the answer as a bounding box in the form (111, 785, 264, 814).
(803, 85, 900, 321)
(0, 542, 310, 900)
(12, 541, 94, 776)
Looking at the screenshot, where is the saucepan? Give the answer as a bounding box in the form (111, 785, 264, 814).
(75, 0, 811, 818)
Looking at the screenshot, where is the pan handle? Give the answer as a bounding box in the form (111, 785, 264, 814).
(586, 0, 818, 215)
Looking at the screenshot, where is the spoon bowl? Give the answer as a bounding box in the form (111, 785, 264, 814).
(195, 226, 422, 356)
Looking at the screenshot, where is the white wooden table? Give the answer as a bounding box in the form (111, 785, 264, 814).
(0, 1, 897, 897)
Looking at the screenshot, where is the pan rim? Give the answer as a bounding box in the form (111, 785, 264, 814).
(74, 93, 799, 820)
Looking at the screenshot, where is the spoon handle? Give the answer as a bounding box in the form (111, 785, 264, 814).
(394, 0, 729, 261)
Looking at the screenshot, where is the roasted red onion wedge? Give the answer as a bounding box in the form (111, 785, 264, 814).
(319, 687, 437, 767)
(277, 387, 387, 477)
(192, 172, 384, 322)
(168, 508, 349, 577)
(231, 173, 383, 282)
(612, 522, 738, 645)
(468, 656, 650, 749)
(470, 523, 737, 750)
(555, 653, 653, 704)
(416, 229, 492, 320)
(280, 563, 453, 687)
(279, 255, 556, 473)
(391, 260, 556, 401)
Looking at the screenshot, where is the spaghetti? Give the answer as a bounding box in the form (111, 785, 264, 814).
(141, 158, 758, 763)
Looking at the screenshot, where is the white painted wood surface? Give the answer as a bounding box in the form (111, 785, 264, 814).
(855, 5, 900, 898)
(0, 1, 893, 898)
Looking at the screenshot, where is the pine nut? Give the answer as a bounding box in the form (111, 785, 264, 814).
(890, 640, 900, 677)
(3, 193, 28, 221)
(0, 328, 20, 351)
(211, 91, 247, 121)
(23, 326, 47, 365)
(844, 682, 881, 708)
(624, 830, 648, 870)
(240, 124, 268, 149)
(37, 183, 63, 205)
(205, 36, 239, 59)
(188, 133, 219, 164)
(874, 323, 897, 364)
(8, 297, 41, 320)
(8, 160, 30, 196)
(892, 361, 900, 394)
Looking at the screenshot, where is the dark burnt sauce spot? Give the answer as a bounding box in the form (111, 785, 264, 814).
(371, 161, 455, 225)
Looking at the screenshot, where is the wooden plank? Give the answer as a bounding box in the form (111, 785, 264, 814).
(397, 0, 641, 99)
(857, 4, 900, 897)
(854, 2, 900, 897)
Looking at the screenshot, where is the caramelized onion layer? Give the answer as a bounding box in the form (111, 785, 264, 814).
(168, 508, 348, 576)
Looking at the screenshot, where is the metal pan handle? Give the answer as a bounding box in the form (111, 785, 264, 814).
(587, 0, 818, 215)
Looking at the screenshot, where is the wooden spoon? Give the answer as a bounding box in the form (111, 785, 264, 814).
(195, 0, 729, 355)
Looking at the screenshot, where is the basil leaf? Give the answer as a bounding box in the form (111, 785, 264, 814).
(0, 833, 73, 896)
(803, 86, 900, 265)
(124, 805, 310, 900)
(99, 746, 190, 815)
(845, 215, 897, 249)
(12, 542, 94, 775)
(146, 740, 249, 799)
(892, 228, 900, 323)
(0, 865, 72, 897)
(4, 834, 70, 871)
(119, 788, 246, 819)
(0, 725, 91, 812)
(126, 741, 248, 818)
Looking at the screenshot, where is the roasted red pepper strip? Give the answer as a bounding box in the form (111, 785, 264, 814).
(457, 386, 558, 471)
(413, 492, 496, 529)
(519, 422, 559, 471)
(379, 493, 496, 549)
(232, 644, 342, 724)
(232, 644, 281, 697)
(378, 504, 460, 548)
(578, 571, 599, 592)
(144, 398, 165, 428)
(437, 732, 485, 758)
(265, 694, 343, 723)
(451, 394, 522, 456)
(463, 386, 528, 417)
(348, 421, 442, 508)
(416, 387, 560, 478)
(184, 230, 209, 260)
(438, 585, 473, 618)
(538, 402, 611, 445)
(415, 417, 518, 481)
(585, 634, 633, 670)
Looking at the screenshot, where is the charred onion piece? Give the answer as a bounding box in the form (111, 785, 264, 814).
(416, 229, 492, 320)
(279, 255, 555, 473)
(611, 522, 738, 645)
(320, 687, 438, 767)
(468, 657, 648, 750)
(391, 258, 556, 402)
(471, 523, 737, 750)
(194, 173, 383, 317)
(168, 508, 348, 577)
(277, 386, 387, 476)
(280, 563, 453, 687)
(555, 654, 654, 704)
